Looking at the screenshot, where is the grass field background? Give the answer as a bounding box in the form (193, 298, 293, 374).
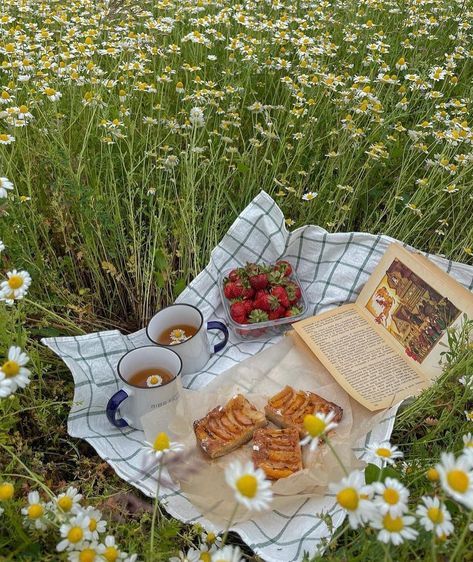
(0, 0, 472, 559)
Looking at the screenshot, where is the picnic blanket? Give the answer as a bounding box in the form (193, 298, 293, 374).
(42, 191, 473, 562)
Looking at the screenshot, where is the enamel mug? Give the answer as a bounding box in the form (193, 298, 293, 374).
(146, 303, 229, 375)
(106, 346, 182, 430)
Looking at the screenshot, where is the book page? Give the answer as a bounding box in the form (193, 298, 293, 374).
(357, 244, 473, 381)
(293, 305, 428, 411)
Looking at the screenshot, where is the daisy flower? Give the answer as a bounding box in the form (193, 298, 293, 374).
(189, 107, 205, 127)
(57, 512, 92, 552)
(67, 542, 100, 562)
(54, 486, 83, 515)
(0, 133, 14, 144)
(371, 511, 418, 545)
(82, 506, 107, 539)
(144, 432, 184, 461)
(301, 191, 318, 201)
(212, 545, 244, 562)
(365, 441, 403, 466)
(225, 460, 273, 511)
(463, 433, 473, 450)
(436, 452, 473, 509)
(200, 529, 222, 549)
(329, 470, 375, 528)
(0, 346, 31, 396)
(0, 269, 32, 301)
(373, 478, 409, 518)
(21, 491, 48, 530)
(300, 411, 338, 451)
(0, 481, 14, 515)
(416, 496, 453, 538)
(465, 410, 473, 422)
(0, 176, 13, 198)
(0, 240, 4, 253)
(97, 535, 126, 562)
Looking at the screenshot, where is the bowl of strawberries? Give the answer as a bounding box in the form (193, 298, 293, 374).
(219, 260, 307, 339)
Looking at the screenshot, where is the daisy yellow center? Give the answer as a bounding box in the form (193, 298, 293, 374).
(103, 547, 119, 562)
(336, 487, 359, 511)
(303, 414, 326, 437)
(27, 503, 44, 519)
(79, 548, 96, 562)
(383, 513, 404, 533)
(171, 329, 185, 338)
(153, 432, 170, 452)
(200, 553, 211, 562)
(0, 482, 14, 501)
(376, 447, 392, 458)
(207, 532, 216, 543)
(236, 474, 258, 498)
(19, 105, 28, 114)
(89, 518, 97, 531)
(67, 526, 84, 543)
(427, 468, 439, 481)
(8, 275, 24, 289)
(0, 134, 10, 141)
(447, 470, 469, 493)
(57, 495, 73, 511)
(427, 507, 444, 524)
(149, 375, 160, 385)
(383, 488, 399, 505)
(45, 88, 56, 96)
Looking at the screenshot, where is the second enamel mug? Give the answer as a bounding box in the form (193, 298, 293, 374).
(146, 304, 229, 375)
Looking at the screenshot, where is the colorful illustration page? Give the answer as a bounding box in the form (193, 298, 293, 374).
(356, 243, 473, 382)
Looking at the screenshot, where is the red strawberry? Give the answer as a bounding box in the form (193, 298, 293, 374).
(269, 305, 286, 320)
(271, 286, 290, 308)
(230, 301, 248, 323)
(243, 299, 254, 315)
(253, 291, 271, 312)
(232, 280, 255, 299)
(285, 305, 303, 318)
(228, 268, 243, 282)
(275, 260, 293, 276)
(249, 272, 269, 290)
(249, 308, 269, 323)
(223, 281, 237, 299)
(285, 281, 302, 304)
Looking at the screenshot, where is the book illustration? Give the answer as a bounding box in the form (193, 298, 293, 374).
(365, 258, 461, 363)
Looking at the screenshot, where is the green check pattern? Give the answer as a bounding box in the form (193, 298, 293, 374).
(42, 191, 473, 562)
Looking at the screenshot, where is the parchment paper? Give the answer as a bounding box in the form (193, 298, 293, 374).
(142, 332, 393, 525)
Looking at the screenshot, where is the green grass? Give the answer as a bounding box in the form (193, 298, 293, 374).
(1, 0, 473, 559)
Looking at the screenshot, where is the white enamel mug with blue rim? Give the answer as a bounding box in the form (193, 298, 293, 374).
(146, 303, 229, 375)
(106, 346, 182, 430)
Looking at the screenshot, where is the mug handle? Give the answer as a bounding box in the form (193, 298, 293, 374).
(207, 321, 229, 353)
(106, 389, 129, 428)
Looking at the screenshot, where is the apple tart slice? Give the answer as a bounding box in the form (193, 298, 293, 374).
(252, 427, 302, 480)
(265, 385, 343, 437)
(194, 394, 267, 459)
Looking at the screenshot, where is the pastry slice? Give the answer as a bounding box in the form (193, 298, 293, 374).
(194, 394, 267, 459)
(252, 427, 302, 480)
(265, 386, 343, 437)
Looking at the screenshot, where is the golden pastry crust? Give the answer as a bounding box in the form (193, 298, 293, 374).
(252, 427, 302, 480)
(265, 386, 343, 437)
(193, 394, 267, 459)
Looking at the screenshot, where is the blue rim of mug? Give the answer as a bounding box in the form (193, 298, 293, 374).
(145, 303, 203, 347)
(116, 345, 182, 389)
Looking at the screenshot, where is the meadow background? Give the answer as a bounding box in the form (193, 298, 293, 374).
(0, 0, 473, 559)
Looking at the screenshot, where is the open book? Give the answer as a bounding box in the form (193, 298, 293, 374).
(292, 244, 473, 411)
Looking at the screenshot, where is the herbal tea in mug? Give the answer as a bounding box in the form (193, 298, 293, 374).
(128, 367, 174, 388)
(157, 324, 198, 345)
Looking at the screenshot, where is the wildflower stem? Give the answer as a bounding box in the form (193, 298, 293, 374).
(449, 510, 473, 562)
(431, 532, 437, 562)
(382, 542, 393, 562)
(149, 459, 163, 559)
(221, 502, 239, 547)
(325, 437, 349, 477)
